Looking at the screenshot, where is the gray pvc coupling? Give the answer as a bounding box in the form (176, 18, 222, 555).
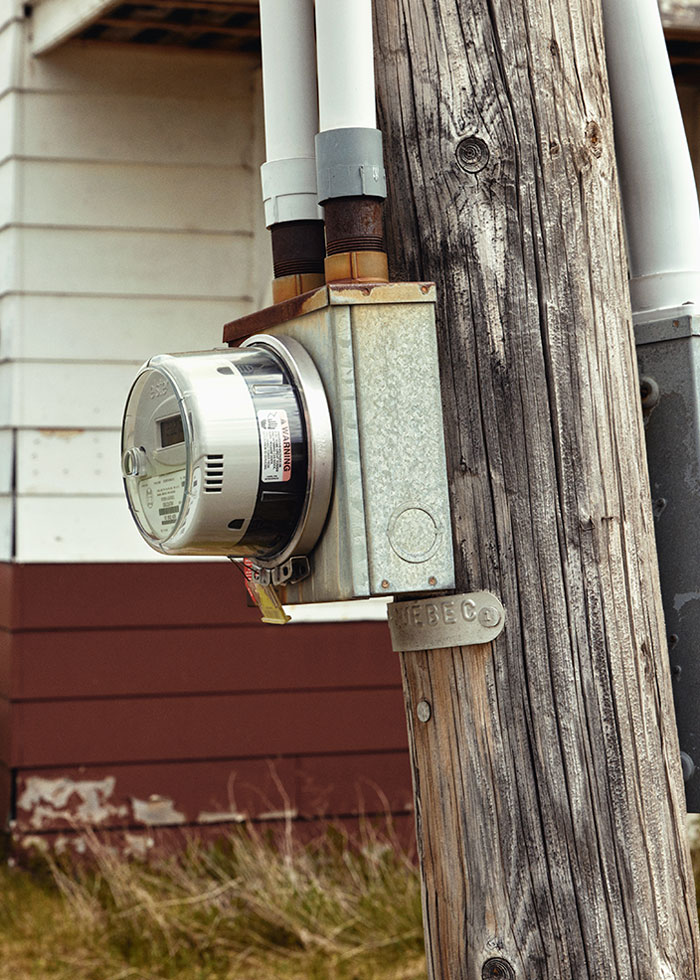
(261, 157, 323, 226)
(315, 127, 387, 203)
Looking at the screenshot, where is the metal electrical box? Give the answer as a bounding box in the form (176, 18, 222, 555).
(223, 281, 455, 604)
(636, 309, 700, 811)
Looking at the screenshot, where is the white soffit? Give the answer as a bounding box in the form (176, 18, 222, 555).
(31, 0, 122, 55)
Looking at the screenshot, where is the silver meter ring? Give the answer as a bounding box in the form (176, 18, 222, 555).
(241, 335, 334, 567)
(121, 337, 333, 564)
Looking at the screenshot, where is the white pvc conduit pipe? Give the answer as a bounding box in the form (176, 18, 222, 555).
(603, 0, 700, 314)
(259, 0, 321, 225)
(315, 0, 377, 132)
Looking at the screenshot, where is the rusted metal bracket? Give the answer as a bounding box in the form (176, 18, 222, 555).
(387, 591, 505, 652)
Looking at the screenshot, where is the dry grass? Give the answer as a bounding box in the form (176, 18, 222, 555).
(0, 820, 427, 980)
(6, 819, 700, 979)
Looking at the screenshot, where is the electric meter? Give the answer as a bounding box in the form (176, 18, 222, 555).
(121, 335, 333, 571)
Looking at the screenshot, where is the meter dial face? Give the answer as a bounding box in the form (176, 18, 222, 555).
(121, 368, 189, 545)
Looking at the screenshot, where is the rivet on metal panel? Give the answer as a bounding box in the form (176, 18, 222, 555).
(639, 374, 660, 426)
(478, 605, 502, 628)
(381, 579, 390, 590)
(428, 576, 437, 586)
(640, 375, 659, 407)
(416, 700, 432, 722)
(681, 752, 696, 783)
(652, 497, 667, 519)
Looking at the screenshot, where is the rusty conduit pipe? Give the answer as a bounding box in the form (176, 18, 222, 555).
(259, 0, 325, 303)
(314, 0, 389, 284)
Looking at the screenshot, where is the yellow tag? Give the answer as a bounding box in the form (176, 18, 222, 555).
(249, 578, 291, 625)
(239, 559, 290, 624)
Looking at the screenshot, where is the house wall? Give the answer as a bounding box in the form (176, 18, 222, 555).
(678, 74, 700, 190)
(0, 13, 411, 846)
(1, 19, 273, 561)
(3, 563, 410, 847)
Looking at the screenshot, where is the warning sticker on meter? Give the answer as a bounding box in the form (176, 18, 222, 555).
(257, 409, 292, 483)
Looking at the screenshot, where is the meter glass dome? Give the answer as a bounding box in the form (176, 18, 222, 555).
(121, 337, 333, 567)
(122, 369, 190, 545)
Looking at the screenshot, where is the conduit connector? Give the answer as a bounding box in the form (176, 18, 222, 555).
(261, 158, 325, 303)
(315, 128, 389, 283)
(259, 0, 325, 303)
(314, 0, 388, 285)
(268, 217, 326, 302)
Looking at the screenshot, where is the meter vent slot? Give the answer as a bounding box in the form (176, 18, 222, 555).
(204, 455, 224, 493)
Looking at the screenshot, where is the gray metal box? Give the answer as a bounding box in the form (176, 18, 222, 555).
(636, 310, 700, 811)
(225, 282, 455, 604)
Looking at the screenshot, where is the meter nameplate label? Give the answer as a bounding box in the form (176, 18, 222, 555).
(257, 409, 292, 483)
(387, 591, 505, 652)
(139, 471, 185, 536)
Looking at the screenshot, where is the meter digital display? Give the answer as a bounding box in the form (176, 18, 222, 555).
(121, 335, 333, 566)
(159, 415, 184, 448)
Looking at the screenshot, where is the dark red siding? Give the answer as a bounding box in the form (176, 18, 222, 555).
(0, 562, 413, 842)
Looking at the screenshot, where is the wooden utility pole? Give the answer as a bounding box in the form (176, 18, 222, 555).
(373, 1, 700, 976)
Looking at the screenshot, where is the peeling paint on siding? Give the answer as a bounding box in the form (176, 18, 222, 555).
(17, 776, 128, 829)
(124, 833, 155, 858)
(257, 809, 299, 822)
(19, 834, 49, 853)
(37, 429, 85, 439)
(196, 810, 248, 825)
(131, 795, 186, 826)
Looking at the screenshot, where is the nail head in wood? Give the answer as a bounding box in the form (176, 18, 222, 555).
(416, 700, 432, 722)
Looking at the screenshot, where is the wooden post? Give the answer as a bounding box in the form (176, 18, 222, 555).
(373, 0, 700, 976)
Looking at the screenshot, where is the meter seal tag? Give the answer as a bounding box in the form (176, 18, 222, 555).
(242, 559, 291, 625)
(258, 409, 292, 483)
(387, 591, 505, 652)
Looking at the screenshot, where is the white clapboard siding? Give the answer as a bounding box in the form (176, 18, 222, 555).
(0, 226, 18, 293)
(0, 159, 15, 226)
(0, 22, 21, 98)
(0, 0, 20, 35)
(14, 495, 230, 562)
(16, 494, 171, 561)
(0, 494, 12, 560)
(3, 34, 270, 563)
(0, 361, 141, 427)
(17, 160, 254, 233)
(18, 92, 254, 167)
(0, 93, 16, 164)
(0, 429, 13, 493)
(16, 428, 121, 495)
(0, 294, 251, 362)
(679, 84, 700, 197)
(15, 227, 253, 297)
(21, 40, 258, 101)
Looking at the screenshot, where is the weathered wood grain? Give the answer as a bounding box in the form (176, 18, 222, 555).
(373, 0, 700, 976)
